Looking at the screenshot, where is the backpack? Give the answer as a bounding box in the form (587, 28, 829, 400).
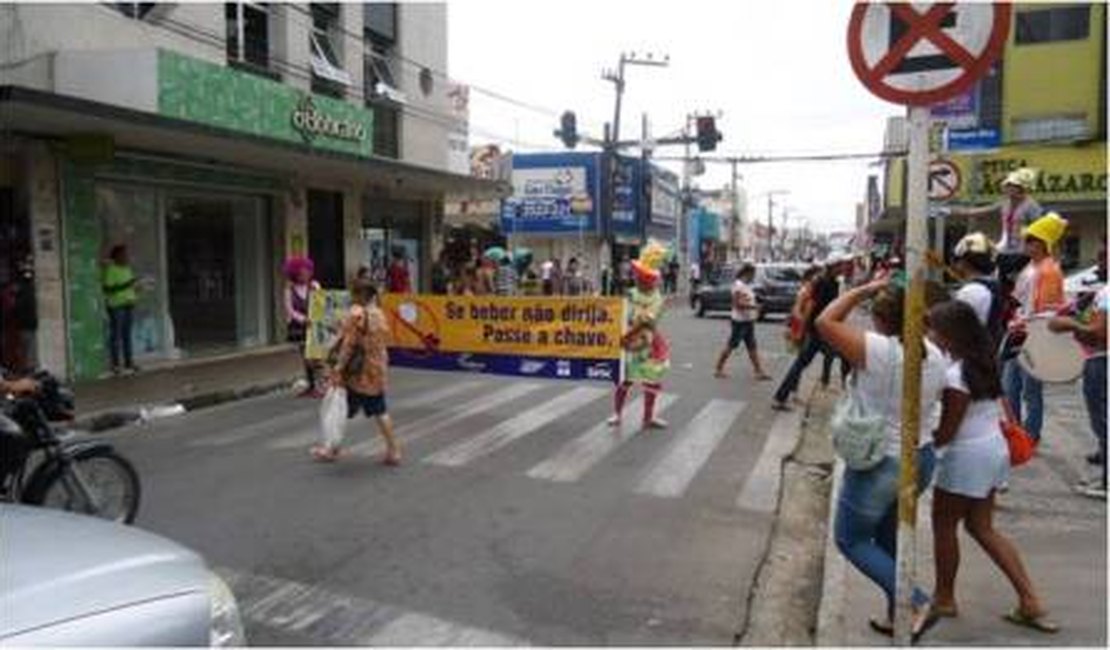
(970, 277, 1006, 354)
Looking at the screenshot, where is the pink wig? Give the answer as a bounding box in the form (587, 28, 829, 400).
(283, 256, 315, 281)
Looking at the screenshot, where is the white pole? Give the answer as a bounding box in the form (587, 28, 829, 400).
(894, 104, 930, 645)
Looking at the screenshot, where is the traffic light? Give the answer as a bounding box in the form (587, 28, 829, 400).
(557, 110, 579, 149)
(696, 116, 721, 152)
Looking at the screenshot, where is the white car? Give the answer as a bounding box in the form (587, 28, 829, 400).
(0, 505, 244, 646)
(1065, 265, 1103, 303)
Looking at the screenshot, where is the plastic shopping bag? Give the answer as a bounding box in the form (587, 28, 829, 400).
(319, 386, 348, 449)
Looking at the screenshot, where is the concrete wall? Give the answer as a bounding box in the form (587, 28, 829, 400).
(397, 3, 450, 171)
(54, 49, 158, 111)
(18, 142, 68, 377)
(0, 3, 224, 66)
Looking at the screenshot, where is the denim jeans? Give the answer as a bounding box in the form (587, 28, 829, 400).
(107, 305, 134, 369)
(835, 444, 936, 619)
(774, 334, 831, 403)
(1003, 358, 1044, 441)
(1083, 356, 1107, 488)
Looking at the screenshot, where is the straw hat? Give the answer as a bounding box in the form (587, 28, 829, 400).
(954, 232, 996, 259)
(1002, 167, 1038, 191)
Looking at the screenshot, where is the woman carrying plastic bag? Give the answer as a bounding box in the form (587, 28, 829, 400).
(311, 279, 401, 466)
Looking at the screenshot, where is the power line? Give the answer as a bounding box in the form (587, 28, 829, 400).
(653, 151, 903, 164)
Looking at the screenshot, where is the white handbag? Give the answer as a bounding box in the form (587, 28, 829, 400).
(830, 341, 897, 471)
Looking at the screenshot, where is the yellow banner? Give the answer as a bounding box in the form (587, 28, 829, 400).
(381, 294, 625, 360)
(304, 289, 351, 360)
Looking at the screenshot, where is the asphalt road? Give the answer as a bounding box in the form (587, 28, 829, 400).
(107, 306, 809, 646)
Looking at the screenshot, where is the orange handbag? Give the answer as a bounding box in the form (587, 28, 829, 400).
(999, 399, 1036, 467)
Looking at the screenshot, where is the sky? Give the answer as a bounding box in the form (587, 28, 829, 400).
(447, 0, 909, 234)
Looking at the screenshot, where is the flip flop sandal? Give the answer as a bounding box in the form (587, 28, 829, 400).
(868, 618, 893, 637)
(912, 612, 941, 644)
(1002, 609, 1060, 634)
(310, 446, 340, 463)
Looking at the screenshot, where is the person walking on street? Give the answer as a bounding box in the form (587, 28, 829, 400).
(816, 275, 950, 640)
(609, 241, 671, 430)
(927, 300, 1059, 633)
(950, 233, 1003, 336)
(689, 261, 701, 308)
(1049, 245, 1107, 499)
(947, 167, 1043, 281)
(1004, 212, 1067, 442)
(785, 266, 821, 353)
(285, 256, 322, 398)
(714, 263, 771, 380)
(103, 244, 140, 375)
(771, 264, 840, 410)
(312, 279, 400, 466)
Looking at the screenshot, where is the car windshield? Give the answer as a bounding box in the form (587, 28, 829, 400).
(763, 267, 803, 282)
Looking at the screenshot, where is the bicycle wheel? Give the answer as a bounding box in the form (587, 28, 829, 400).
(25, 447, 141, 524)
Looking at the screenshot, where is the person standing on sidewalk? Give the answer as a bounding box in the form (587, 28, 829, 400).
(771, 264, 840, 410)
(1049, 245, 1107, 499)
(1004, 213, 1068, 442)
(312, 279, 401, 466)
(926, 300, 1059, 633)
(608, 241, 670, 430)
(284, 256, 321, 398)
(102, 245, 140, 375)
(816, 276, 950, 639)
(947, 167, 1042, 281)
(714, 263, 771, 381)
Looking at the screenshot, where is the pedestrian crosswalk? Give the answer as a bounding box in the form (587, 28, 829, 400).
(177, 375, 787, 506)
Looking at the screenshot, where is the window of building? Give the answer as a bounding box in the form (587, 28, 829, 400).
(309, 2, 351, 97)
(1012, 115, 1090, 142)
(1015, 5, 1090, 44)
(977, 60, 1003, 131)
(226, 3, 274, 78)
(371, 103, 401, 159)
(364, 3, 397, 44)
(109, 2, 157, 19)
(364, 43, 404, 103)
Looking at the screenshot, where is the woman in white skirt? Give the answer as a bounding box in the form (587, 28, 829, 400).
(927, 301, 1058, 634)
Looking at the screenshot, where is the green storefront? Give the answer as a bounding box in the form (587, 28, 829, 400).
(54, 50, 375, 380)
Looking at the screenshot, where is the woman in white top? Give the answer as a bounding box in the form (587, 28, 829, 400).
(816, 275, 949, 639)
(926, 300, 1058, 633)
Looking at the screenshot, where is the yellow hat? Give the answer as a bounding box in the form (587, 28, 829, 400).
(1023, 212, 1068, 247)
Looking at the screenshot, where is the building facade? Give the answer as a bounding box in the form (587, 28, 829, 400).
(0, 2, 503, 380)
(875, 3, 1107, 269)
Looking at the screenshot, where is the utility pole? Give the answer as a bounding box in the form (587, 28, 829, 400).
(730, 160, 742, 262)
(601, 52, 669, 277)
(764, 190, 789, 262)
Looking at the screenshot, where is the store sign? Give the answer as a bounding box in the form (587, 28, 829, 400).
(611, 157, 640, 234)
(291, 96, 366, 143)
(946, 127, 1001, 152)
(930, 86, 979, 130)
(381, 294, 625, 383)
(501, 153, 599, 234)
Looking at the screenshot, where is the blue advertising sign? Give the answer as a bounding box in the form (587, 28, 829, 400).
(610, 156, 642, 238)
(946, 127, 1001, 152)
(650, 164, 681, 227)
(500, 152, 600, 235)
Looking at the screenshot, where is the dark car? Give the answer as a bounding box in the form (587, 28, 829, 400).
(693, 263, 805, 320)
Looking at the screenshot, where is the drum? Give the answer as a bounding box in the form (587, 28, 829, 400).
(1017, 316, 1085, 383)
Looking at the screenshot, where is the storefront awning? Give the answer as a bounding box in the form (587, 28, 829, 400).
(0, 86, 509, 201)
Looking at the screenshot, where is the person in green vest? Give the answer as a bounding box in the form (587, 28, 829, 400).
(103, 244, 139, 375)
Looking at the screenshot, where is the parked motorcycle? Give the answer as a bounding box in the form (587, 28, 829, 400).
(1, 371, 140, 524)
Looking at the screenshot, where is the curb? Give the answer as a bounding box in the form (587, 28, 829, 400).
(815, 459, 846, 647)
(74, 378, 298, 433)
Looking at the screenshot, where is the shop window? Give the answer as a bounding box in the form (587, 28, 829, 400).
(364, 2, 397, 44)
(108, 2, 157, 19)
(1015, 5, 1089, 44)
(226, 2, 277, 79)
(309, 2, 350, 98)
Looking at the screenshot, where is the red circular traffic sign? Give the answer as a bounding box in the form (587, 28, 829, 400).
(928, 158, 961, 201)
(847, 3, 1011, 106)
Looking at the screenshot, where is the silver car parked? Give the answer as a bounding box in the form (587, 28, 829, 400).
(0, 505, 244, 646)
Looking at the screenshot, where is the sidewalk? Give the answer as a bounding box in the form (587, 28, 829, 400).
(72, 345, 303, 431)
(816, 384, 1108, 646)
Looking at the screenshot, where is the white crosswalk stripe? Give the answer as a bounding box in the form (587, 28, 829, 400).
(344, 382, 544, 458)
(266, 379, 492, 452)
(218, 567, 527, 646)
(526, 394, 679, 483)
(635, 399, 748, 498)
(736, 408, 802, 512)
(423, 386, 609, 467)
